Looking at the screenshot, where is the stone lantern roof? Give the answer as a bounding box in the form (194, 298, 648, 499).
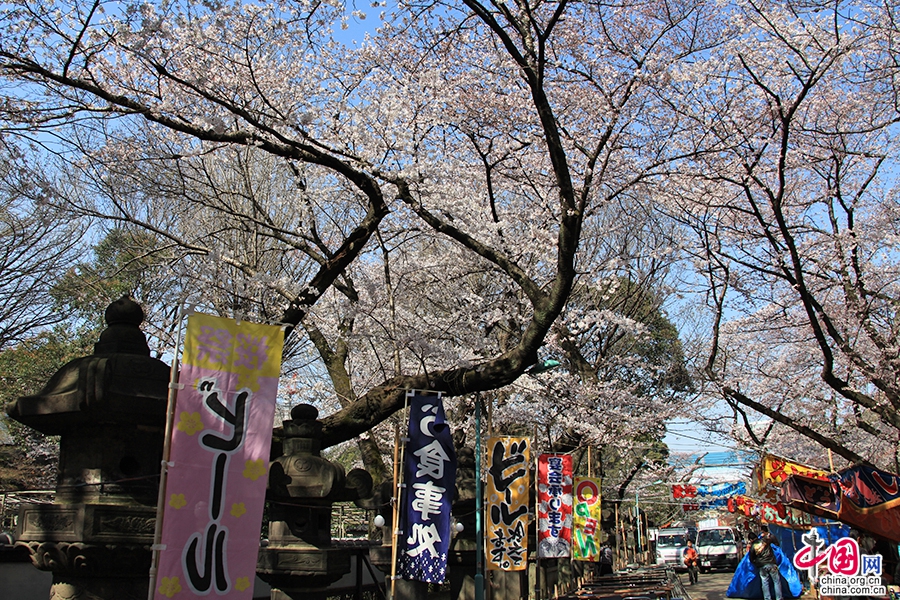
(6, 295, 169, 435)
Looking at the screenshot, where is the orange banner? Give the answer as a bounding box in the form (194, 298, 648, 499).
(486, 437, 530, 571)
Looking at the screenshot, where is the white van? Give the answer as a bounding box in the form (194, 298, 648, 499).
(654, 527, 693, 570)
(696, 526, 742, 572)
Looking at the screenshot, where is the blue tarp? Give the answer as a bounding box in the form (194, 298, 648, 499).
(726, 544, 803, 598)
(768, 522, 849, 565)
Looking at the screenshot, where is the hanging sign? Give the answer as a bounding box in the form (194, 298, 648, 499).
(672, 481, 747, 499)
(537, 454, 573, 558)
(154, 313, 284, 600)
(727, 494, 806, 526)
(397, 391, 457, 583)
(573, 477, 602, 561)
(756, 453, 830, 501)
(486, 436, 530, 571)
(758, 454, 830, 486)
(673, 481, 746, 510)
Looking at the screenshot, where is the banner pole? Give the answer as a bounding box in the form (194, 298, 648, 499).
(487, 394, 493, 438)
(475, 393, 485, 600)
(534, 426, 540, 600)
(389, 418, 401, 599)
(147, 307, 189, 600)
(614, 502, 620, 571)
(390, 393, 410, 599)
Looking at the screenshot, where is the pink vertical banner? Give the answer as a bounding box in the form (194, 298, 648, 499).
(154, 313, 283, 599)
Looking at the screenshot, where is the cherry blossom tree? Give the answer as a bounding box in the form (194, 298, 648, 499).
(664, 0, 900, 469)
(0, 0, 717, 451)
(9, 0, 899, 479)
(0, 137, 86, 350)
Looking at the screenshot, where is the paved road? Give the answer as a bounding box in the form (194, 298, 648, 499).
(680, 568, 735, 600)
(681, 569, 815, 600)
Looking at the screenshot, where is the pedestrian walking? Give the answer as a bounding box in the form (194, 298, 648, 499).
(683, 539, 700, 585)
(749, 526, 783, 600)
(599, 542, 614, 576)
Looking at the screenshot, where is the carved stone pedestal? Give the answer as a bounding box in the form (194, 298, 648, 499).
(23, 539, 152, 600)
(257, 545, 352, 598)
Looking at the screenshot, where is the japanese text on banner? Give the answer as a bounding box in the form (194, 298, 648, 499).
(398, 392, 457, 584)
(573, 477, 602, 562)
(538, 454, 573, 558)
(154, 313, 283, 600)
(486, 437, 530, 571)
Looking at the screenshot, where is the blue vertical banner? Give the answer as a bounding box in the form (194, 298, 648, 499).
(398, 391, 457, 583)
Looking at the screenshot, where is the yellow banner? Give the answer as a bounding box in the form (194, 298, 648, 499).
(486, 437, 530, 571)
(757, 454, 830, 487)
(573, 477, 602, 561)
(183, 313, 283, 384)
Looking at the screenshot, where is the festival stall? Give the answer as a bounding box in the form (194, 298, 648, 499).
(780, 464, 900, 544)
(723, 454, 832, 599)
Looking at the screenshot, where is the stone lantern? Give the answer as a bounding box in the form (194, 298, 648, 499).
(6, 296, 170, 600)
(257, 403, 375, 599)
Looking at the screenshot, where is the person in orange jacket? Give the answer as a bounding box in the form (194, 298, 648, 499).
(684, 539, 700, 585)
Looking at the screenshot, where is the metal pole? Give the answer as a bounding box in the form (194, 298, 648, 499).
(533, 427, 540, 600)
(636, 490, 641, 559)
(475, 394, 484, 600)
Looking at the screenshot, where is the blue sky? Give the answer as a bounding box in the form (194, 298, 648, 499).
(664, 419, 757, 483)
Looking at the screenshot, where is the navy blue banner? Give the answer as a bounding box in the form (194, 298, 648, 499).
(398, 391, 457, 583)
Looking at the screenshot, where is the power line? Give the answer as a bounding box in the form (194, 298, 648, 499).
(664, 429, 745, 448)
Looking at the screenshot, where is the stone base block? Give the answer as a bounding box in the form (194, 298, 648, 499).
(257, 545, 351, 592)
(49, 573, 149, 600)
